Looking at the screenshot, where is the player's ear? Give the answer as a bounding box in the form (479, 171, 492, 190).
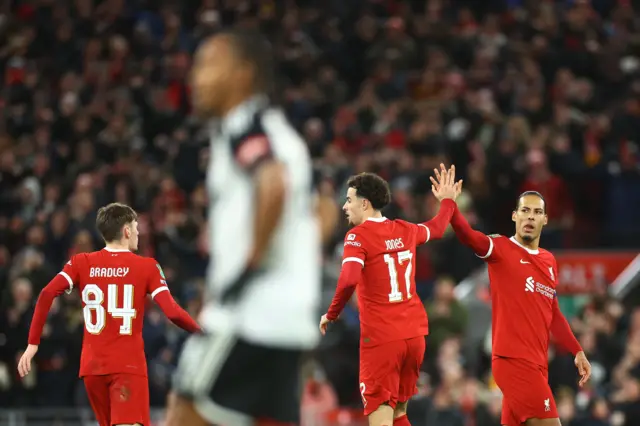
(511, 210, 517, 223)
(543, 214, 548, 226)
(123, 224, 130, 239)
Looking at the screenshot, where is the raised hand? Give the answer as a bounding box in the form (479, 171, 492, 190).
(430, 163, 463, 202)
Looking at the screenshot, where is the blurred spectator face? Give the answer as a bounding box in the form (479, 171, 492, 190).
(77, 141, 95, 166)
(356, 15, 377, 42)
(580, 330, 597, 353)
(303, 118, 325, 142)
(526, 148, 549, 177)
(44, 182, 61, 204)
(12, 278, 33, 305)
(51, 210, 69, 236)
(26, 225, 45, 246)
(629, 307, 640, 334)
(557, 396, 575, 420)
(191, 184, 208, 208)
(459, 378, 479, 410)
(592, 398, 609, 419)
(435, 277, 456, 302)
(512, 194, 548, 243)
(72, 230, 95, 254)
(622, 377, 640, 400)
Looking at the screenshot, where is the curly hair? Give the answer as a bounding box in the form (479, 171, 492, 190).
(347, 173, 391, 210)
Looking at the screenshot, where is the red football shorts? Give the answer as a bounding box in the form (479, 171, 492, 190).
(84, 373, 150, 426)
(359, 336, 425, 416)
(492, 356, 558, 425)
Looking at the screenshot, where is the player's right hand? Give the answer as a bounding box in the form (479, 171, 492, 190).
(575, 351, 592, 387)
(319, 314, 332, 335)
(17, 344, 38, 378)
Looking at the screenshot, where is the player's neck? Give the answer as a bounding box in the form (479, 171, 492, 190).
(104, 241, 130, 252)
(513, 234, 540, 251)
(362, 210, 383, 222)
(220, 91, 265, 119)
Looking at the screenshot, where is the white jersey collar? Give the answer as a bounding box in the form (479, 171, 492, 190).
(220, 94, 269, 136)
(509, 236, 539, 255)
(103, 247, 131, 253)
(366, 217, 388, 223)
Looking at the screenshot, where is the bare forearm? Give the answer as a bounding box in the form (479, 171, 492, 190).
(316, 193, 338, 244)
(250, 161, 286, 267)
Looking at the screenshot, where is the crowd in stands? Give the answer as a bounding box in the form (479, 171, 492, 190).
(1, 0, 640, 424)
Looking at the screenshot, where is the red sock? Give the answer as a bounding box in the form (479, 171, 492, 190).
(393, 414, 411, 426)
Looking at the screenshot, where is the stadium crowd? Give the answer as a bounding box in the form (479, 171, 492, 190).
(1, 0, 640, 424)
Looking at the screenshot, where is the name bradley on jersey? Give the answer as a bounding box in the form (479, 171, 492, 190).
(89, 267, 130, 278)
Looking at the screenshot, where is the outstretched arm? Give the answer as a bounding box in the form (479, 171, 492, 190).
(19, 273, 71, 377)
(153, 291, 201, 333)
(449, 205, 494, 259)
(27, 275, 70, 345)
(147, 261, 201, 333)
(416, 199, 456, 243)
(429, 163, 493, 259)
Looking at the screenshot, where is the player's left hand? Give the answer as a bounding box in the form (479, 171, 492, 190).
(319, 314, 333, 335)
(574, 351, 592, 387)
(17, 344, 38, 378)
(430, 163, 463, 201)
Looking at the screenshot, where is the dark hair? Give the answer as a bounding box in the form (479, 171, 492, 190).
(515, 191, 546, 212)
(96, 203, 138, 243)
(347, 173, 391, 210)
(220, 28, 274, 94)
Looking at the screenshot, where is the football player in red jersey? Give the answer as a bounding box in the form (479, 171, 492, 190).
(432, 163, 592, 426)
(18, 203, 201, 426)
(319, 168, 461, 426)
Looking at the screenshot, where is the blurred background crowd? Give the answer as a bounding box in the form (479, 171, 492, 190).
(1, 0, 640, 425)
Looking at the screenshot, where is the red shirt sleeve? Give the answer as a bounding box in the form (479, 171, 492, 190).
(146, 259, 200, 333)
(28, 258, 81, 345)
(341, 230, 367, 267)
(325, 231, 367, 320)
(59, 256, 81, 294)
(450, 205, 499, 261)
(549, 257, 581, 356)
(146, 259, 170, 300)
(326, 261, 362, 321)
(550, 298, 582, 356)
(416, 199, 456, 244)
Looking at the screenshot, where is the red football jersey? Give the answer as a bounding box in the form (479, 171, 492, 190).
(480, 235, 558, 367)
(342, 217, 429, 347)
(60, 248, 169, 377)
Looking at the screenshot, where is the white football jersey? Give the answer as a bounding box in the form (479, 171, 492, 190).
(202, 95, 320, 349)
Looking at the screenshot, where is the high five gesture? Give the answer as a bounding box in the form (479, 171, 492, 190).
(430, 163, 463, 201)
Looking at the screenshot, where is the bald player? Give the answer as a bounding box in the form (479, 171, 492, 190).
(165, 29, 332, 426)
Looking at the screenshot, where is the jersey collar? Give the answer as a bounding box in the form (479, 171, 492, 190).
(103, 247, 131, 253)
(220, 94, 269, 137)
(509, 236, 539, 255)
(366, 217, 388, 223)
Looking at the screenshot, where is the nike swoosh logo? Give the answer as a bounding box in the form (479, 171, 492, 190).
(520, 259, 530, 264)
